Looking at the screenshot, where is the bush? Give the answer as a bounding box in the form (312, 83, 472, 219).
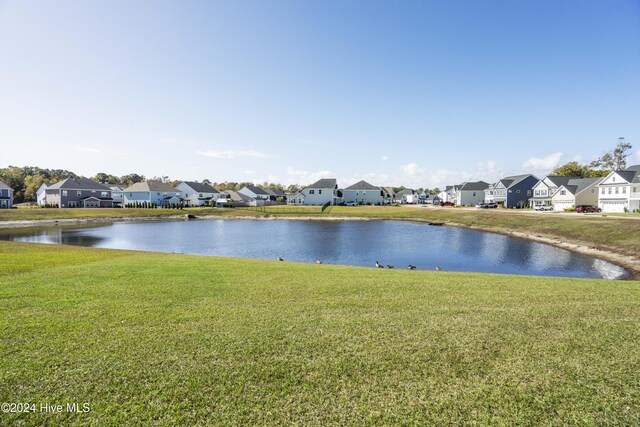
(563, 206, 576, 212)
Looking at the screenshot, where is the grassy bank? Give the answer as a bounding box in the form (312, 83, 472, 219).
(1, 241, 639, 425)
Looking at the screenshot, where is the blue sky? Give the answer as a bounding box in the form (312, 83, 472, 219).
(1, 0, 639, 187)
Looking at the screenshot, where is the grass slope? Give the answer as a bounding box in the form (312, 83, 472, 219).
(1, 241, 639, 425)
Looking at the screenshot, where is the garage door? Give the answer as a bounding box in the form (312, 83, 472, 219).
(600, 201, 626, 213)
(554, 201, 573, 211)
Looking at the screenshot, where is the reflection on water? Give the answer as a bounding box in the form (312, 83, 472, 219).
(0, 219, 629, 280)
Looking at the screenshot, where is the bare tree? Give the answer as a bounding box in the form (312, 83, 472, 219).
(590, 137, 633, 171)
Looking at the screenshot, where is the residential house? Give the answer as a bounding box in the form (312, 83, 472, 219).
(217, 190, 263, 207)
(597, 165, 640, 213)
(397, 189, 418, 204)
(455, 181, 489, 206)
(264, 188, 286, 202)
(529, 176, 579, 209)
(286, 192, 305, 205)
(110, 185, 125, 207)
(123, 181, 182, 207)
(239, 186, 271, 201)
(177, 181, 220, 207)
(484, 183, 495, 203)
(0, 181, 14, 208)
(381, 187, 396, 205)
(44, 177, 113, 208)
(439, 185, 460, 203)
(300, 179, 342, 206)
(342, 180, 385, 205)
(36, 183, 49, 205)
(551, 177, 603, 211)
(491, 174, 539, 208)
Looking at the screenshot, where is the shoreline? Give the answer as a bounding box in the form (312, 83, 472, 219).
(1, 213, 638, 280)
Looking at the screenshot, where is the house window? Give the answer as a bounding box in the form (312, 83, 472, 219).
(77, 191, 82, 196)
(615, 187, 619, 194)
(527, 190, 531, 196)
(129, 193, 133, 197)
(516, 190, 520, 193)
(608, 188, 612, 194)
(591, 189, 595, 194)
(560, 190, 566, 195)
(319, 189, 322, 194)
(622, 187, 626, 194)
(601, 188, 605, 194)
(199, 194, 203, 197)
(310, 190, 315, 194)
(101, 192, 108, 197)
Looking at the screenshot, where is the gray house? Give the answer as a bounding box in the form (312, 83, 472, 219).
(0, 181, 14, 209)
(123, 181, 182, 207)
(44, 177, 113, 208)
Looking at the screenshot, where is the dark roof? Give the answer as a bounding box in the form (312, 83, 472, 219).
(264, 188, 285, 196)
(615, 165, 640, 183)
(307, 178, 337, 189)
(459, 181, 490, 191)
(344, 180, 380, 191)
(180, 181, 218, 193)
(242, 185, 270, 196)
(124, 181, 179, 192)
(545, 176, 579, 187)
(397, 189, 414, 197)
(0, 181, 12, 190)
(47, 177, 111, 191)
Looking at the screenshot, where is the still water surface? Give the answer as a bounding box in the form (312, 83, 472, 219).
(0, 219, 628, 279)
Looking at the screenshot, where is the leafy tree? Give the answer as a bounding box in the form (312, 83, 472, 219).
(590, 137, 633, 171)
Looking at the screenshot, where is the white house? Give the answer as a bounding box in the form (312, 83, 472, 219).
(342, 180, 384, 205)
(123, 181, 182, 207)
(455, 181, 489, 206)
(597, 165, 640, 213)
(177, 181, 220, 207)
(110, 185, 125, 207)
(0, 181, 13, 209)
(286, 192, 305, 205)
(397, 189, 418, 204)
(238, 186, 270, 201)
(300, 179, 342, 206)
(36, 183, 49, 206)
(551, 177, 603, 211)
(529, 176, 579, 209)
(440, 185, 460, 203)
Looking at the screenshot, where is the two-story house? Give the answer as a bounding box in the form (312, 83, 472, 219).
(381, 187, 396, 204)
(597, 165, 640, 213)
(177, 182, 220, 207)
(528, 176, 578, 209)
(36, 183, 49, 206)
(123, 181, 182, 207)
(492, 174, 539, 208)
(45, 177, 113, 208)
(455, 181, 489, 206)
(110, 185, 125, 207)
(0, 181, 14, 208)
(551, 177, 603, 211)
(342, 180, 385, 205)
(300, 179, 342, 206)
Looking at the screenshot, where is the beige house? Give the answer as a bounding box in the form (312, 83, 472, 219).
(550, 177, 603, 211)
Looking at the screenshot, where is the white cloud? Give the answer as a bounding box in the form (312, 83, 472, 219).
(381, 155, 389, 161)
(286, 167, 333, 185)
(521, 152, 563, 171)
(243, 170, 254, 175)
(197, 149, 271, 159)
(398, 163, 472, 188)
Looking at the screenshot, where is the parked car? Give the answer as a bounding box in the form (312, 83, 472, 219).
(440, 201, 455, 207)
(534, 204, 553, 211)
(476, 202, 487, 209)
(576, 205, 602, 213)
(344, 201, 357, 206)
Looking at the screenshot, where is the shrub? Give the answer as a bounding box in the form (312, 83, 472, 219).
(563, 206, 576, 212)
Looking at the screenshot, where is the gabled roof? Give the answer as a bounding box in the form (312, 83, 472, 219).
(498, 174, 534, 188)
(109, 185, 124, 191)
(124, 181, 179, 192)
(616, 165, 640, 183)
(180, 181, 218, 193)
(381, 187, 395, 197)
(242, 185, 270, 196)
(0, 181, 13, 190)
(344, 180, 380, 191)
(560, 177, 603, 195)
(307, 178, 337, 189)
(459, 181, 489, 191)
(397, 189, 415, 197)
(47, 177, 111, 191)
(544, 175, 579, 187)
(264, 188, 285, 197)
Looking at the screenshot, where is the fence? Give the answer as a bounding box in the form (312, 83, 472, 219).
(235, 205, 327, 214)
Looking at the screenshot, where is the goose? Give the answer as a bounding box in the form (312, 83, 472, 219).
(386, 265, 394, 269)
(278, 257, 284, 262)
(408, 265, 416, 270)
(435, 266, 441, 271)
(316, 259, 322, 264)
(375, 261, 383, 269)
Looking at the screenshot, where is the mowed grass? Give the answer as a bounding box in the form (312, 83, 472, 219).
(0, 207, 255, 221)
(1, 242, 639, 425)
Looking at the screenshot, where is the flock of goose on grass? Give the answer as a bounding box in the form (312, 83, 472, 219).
(277, 257, 441, 271)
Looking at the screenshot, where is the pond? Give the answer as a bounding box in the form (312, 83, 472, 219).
(0, 219, 629, 279)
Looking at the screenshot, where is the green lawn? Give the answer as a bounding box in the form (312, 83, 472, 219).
(1, 241, 639, 425)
